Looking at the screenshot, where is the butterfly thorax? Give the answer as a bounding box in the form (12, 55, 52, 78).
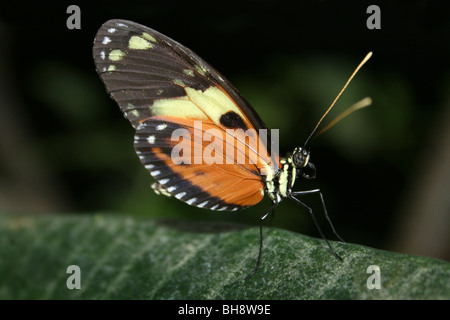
(264, 147, 314, 203)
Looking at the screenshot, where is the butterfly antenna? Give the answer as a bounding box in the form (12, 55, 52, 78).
(304, 52, 373, 147)
(313, 97, 372, 139)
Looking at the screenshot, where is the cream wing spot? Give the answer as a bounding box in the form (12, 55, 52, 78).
(159, 188, 172, 197)
(194, 65, 206, 76)
(167, 186, 177, 192)
(197, 201, 208, 208)
(175, 192, 186, 199)
(128, 36, 153, 50)
(147, 135, 155, 144)
(156, 124, 167, 131)
(102, 36, 111, 45)
(184, 86, 247, 126)
(130, 110, 140, 118)
(142, 32, 157, 43)
(152, 96, 208, 120)
(124, 103, 135, 111)
(109, 49, 125, 61)
(183, 69, 195, 77)
(108, 28, 117, 33)
(187, 198, 197, 205)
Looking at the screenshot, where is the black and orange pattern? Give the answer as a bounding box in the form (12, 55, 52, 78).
(93, 20, 280, 211)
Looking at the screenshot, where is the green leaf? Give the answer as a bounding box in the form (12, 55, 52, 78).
(0, 214, 449, 299)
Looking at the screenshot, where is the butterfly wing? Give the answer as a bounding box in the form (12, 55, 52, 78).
(134, 117, 266, 211)
(93, 19, 280, 211)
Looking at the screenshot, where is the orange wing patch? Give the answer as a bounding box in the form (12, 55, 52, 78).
(134, 116, 270, 210)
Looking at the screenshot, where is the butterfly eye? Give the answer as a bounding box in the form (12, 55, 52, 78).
(292, 148, 310, 168)
(299, 162, 316, 179)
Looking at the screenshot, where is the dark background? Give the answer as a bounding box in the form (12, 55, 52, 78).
(0, 1, 449, 261)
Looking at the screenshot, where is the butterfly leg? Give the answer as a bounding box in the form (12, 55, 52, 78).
(291, 189, 345, 242)
(245, 201, 279, 280)
(289, 193, 343, 261)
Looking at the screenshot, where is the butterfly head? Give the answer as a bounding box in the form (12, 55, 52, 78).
(267, 146, 316, 203)
(292, 147, 316, 180)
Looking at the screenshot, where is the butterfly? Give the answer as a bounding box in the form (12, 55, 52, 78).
(93, 19, 371, 278)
